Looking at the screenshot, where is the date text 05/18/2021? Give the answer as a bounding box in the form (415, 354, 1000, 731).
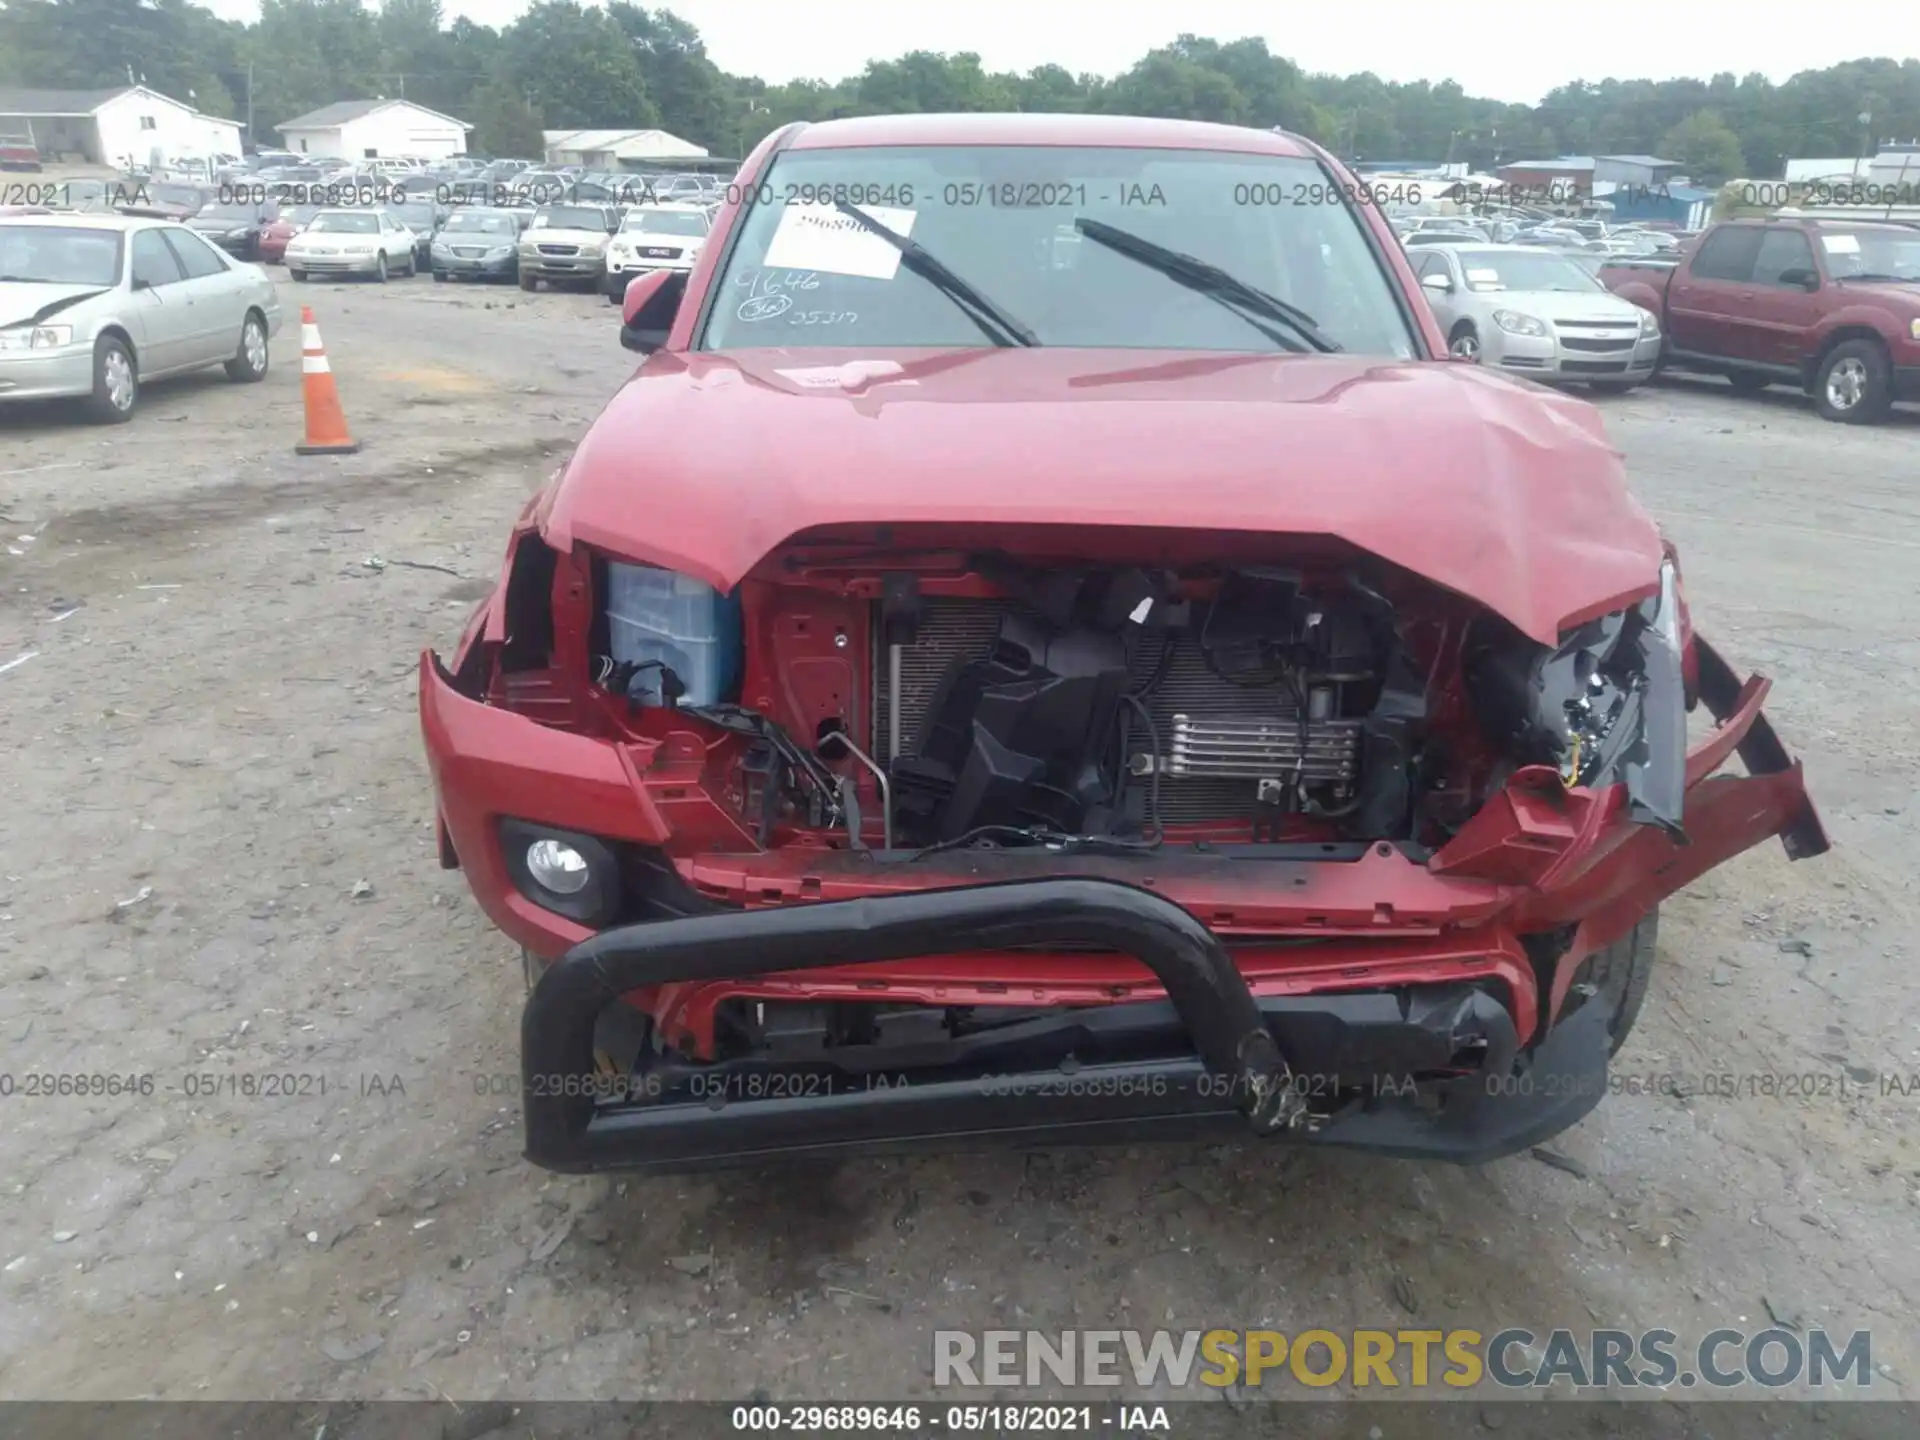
(728, 1404, 1168, 1433)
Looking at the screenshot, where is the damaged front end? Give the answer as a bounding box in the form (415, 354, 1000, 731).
(1466, 555, 1689, 842)
(420, 520, 1828, 1174)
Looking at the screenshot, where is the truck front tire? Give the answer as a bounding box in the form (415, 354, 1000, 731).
(1813, 339, 1893, 424)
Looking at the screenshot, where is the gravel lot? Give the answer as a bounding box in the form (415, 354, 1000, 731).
(2, 274, 1917, 1414)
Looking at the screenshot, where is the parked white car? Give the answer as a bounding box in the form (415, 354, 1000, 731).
(0, 212, 281, 422)
(602, 202, 710, 303)
(283, 208, 418, 281)
(1410, 243, 1662, 393)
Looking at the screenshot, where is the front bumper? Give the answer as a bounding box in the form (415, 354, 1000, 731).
(288, 252, 384, 275)
(522, 878, 1610, 1173)
(520, 251, 607, 280)
(603, 260, 694, 295)
(421, 629, 1828, 1175)
(434, 250, 517, 278)
(0, 346, 96, 402)
(1487, 325, 1662, 382)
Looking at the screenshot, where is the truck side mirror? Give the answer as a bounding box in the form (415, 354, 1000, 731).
(1777, 267, 1819, 291)
(1421, 272, 1453, 294)
(620, 268, 686, 354)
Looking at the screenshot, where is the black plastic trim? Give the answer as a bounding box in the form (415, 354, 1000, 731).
(523, 877, 1308, 1169)
(518, 974, 1603, 1175)
(1691, 637, 1830, 860)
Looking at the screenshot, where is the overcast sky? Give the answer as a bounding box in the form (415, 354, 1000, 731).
(200, 0, 1914, 104)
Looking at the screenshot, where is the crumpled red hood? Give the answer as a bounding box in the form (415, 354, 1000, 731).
(540, 348, 1663, 646)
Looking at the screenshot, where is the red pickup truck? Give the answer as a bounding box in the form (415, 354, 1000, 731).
(1601, 216, 1920, 423)
(419, 114, 1828, 1178)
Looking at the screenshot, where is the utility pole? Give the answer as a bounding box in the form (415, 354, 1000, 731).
(246, 61, 254, 149)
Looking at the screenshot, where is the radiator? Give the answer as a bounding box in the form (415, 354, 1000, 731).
(870, 597, 1363, 823)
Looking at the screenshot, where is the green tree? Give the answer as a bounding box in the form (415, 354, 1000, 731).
(606, 4, 731, 147)
(1010, 64, 1095, 113)
(376, 0, 463, 116)
(468, 75, 543, 157)
(501, 0, 653, 129)
(1660, 109, 1744, 182)
(3, 0, 1918, 183)
(1105, 50, 1249, 125)
(853, 51, 1013, 114)
(251, 0, 384, 134)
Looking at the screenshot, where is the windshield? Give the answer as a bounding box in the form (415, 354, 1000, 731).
(1823, 228, 1920, 280)
(624, 207, 707, 237)
(443, 212, 514, 235)
(196, 203, 258, 221)
(1450, 249, 1601, 292)
(286, 204, 322, 226)
(702, 147, 1417, 355)
(389, 204, 435, 225)
(534, 206, 608, 231)
(152, 185, 203, 207)
(308, 212, 378, 234)
(0, 225, 123, 285)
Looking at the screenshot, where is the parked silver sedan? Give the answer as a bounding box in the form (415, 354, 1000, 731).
(0, 212, 282, 423)
(1409, 243, 1662, 392)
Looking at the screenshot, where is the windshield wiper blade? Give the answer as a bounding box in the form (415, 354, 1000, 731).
(1838, 271, 1916, 283)
(830, 200, 1038, 347)
(1072, 217, 1342, 353)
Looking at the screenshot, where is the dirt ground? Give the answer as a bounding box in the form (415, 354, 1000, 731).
(2, 274, 1917, 1415)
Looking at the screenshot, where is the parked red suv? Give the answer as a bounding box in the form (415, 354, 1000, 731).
(0, 134, 41, 171)
(421, 114, 1826, 1177)
(1602, 216, 1920, 422)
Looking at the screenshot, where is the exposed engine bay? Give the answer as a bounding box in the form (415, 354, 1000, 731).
(577, 546, 1691, 862)
(871, 565, 1407, 849)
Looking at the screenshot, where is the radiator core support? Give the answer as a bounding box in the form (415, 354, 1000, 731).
(873, 596, 1367, 828)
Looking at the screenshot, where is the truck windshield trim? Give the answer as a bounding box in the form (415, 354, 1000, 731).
(695, 145, 1421, 357)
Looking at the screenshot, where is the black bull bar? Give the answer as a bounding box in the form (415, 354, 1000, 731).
(520, 877, 1611, 1173)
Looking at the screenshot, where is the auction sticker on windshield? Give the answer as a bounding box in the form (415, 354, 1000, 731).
(1821, 233, 1861, 254)
(763, 203, 916, 279)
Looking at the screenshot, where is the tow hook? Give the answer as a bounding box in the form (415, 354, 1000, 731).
(1239, 1031, 1315, 1134)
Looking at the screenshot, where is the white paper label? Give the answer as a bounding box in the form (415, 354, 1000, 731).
(774, 361, 915, 390)
(1821, 232, 1860, 254)
(763, 203, 916, 279)
(1466, 267, 1503, 286)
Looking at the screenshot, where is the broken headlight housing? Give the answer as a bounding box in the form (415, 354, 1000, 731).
(1465, 558, 1686, 838)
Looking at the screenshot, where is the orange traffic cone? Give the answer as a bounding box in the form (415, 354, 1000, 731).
(295, 306, 361, 455)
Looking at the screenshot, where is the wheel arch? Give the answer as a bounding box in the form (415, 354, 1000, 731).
(96, 323, 137, 367)
(1803, 325, 1888, 386)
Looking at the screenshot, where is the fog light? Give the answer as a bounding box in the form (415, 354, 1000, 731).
(526, 838, 590, 894)
(499, 819, 621, 925)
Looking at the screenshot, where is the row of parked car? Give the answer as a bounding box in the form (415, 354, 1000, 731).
(1386, 209, 1920, 423)
(16, 168, 721, 296)
(1394, 210, 1690, 259)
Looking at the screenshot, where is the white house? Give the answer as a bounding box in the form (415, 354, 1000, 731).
(0, 85, 243, 168)
(1784, 148, 1920, 185)
(541, 128, 708, 168)
(277, 100, 471, 161)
